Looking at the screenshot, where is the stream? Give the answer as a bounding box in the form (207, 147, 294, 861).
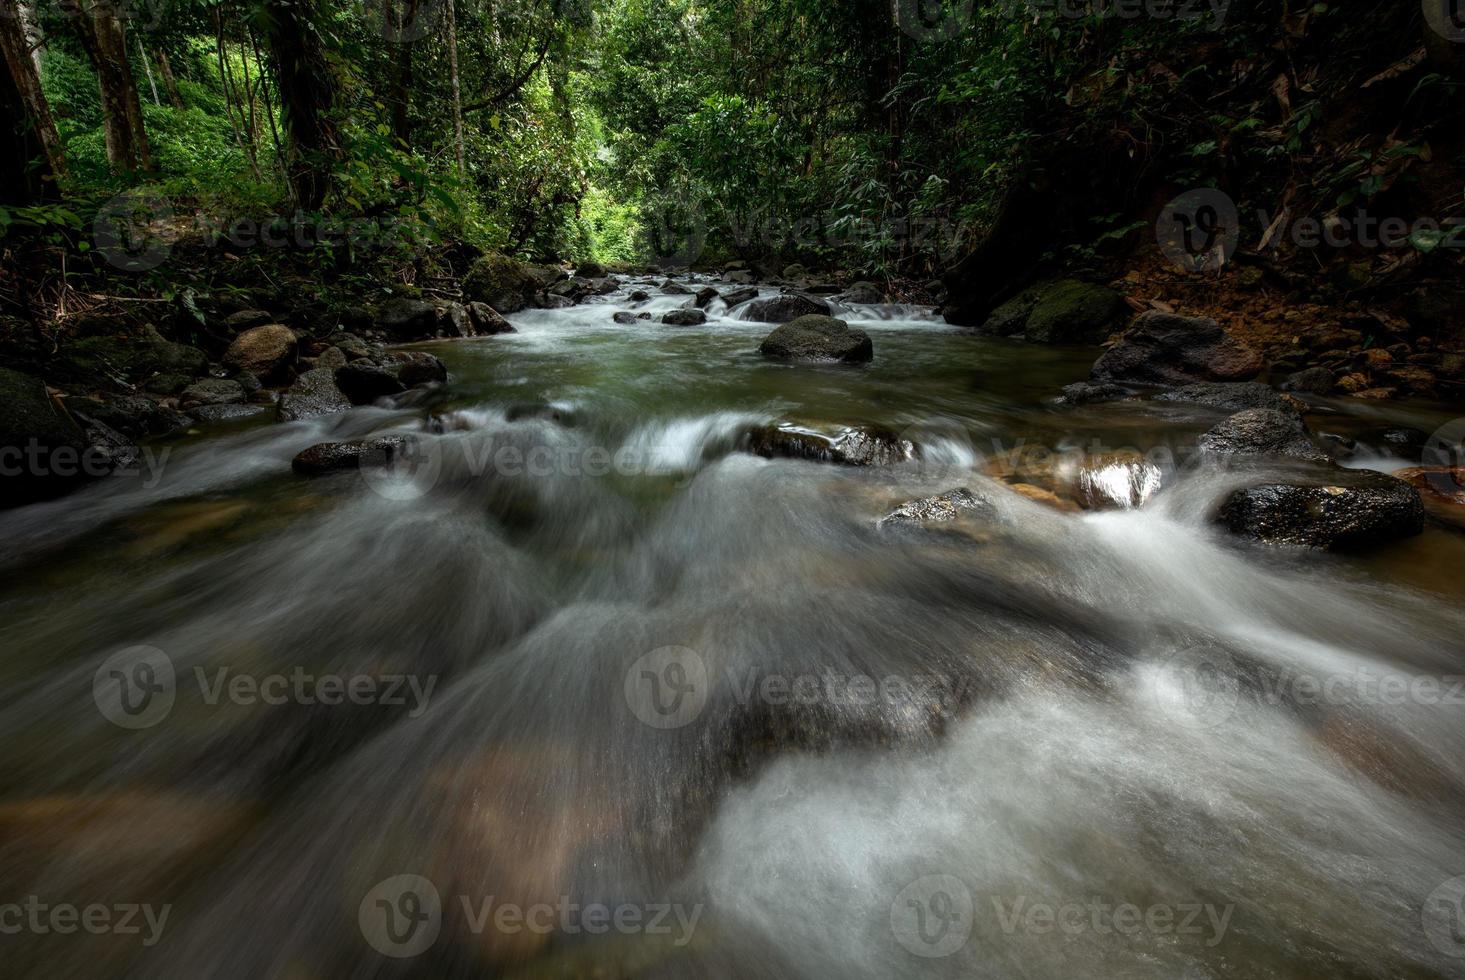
(2, 276, 1464, 979)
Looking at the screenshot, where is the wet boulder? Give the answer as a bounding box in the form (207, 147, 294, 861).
(662, 309, 707, 326)
(724, 269, 756, 285)
(223, 309, 274, 332)
(576, 261, 606, 279)
(612, 312, 641, 325)
(758, 315, 873, 364)
(277, 368, 352, 422)
(660, 281, 693, 295)
(1217, 472, 1424, 549)
(223, 324, 298, 384)
(721, 285, 759, 308)
(467, 302, 515, 335)
(1091, 311, 1264, 385)
(292, 435, 410, 476)
(744, 424, 914, 466)
(838, 282, 888, 305)
(878, 488, 996, 529)
(742, 293, 831, 324)
(694, 286, 720, 308)
(391, 352, 448, 387)
(335, 362, 406, 404)
(1199, 409, 1329, 462)
(189, 404, 270, 423)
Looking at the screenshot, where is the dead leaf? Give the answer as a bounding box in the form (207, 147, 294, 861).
(1362, 48, 1426, 89)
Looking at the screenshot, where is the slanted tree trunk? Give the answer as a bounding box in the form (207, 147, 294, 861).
(388, 0, 419, 146)
(154, 48, 185, 109)
(261, 0, 341, 209)
(136, 36, 160, 105)
(77, 0, 152, 172)
(0, 8, 65, 184)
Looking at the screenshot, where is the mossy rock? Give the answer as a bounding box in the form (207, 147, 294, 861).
(461, 253, 541, 314)
(980, 290, 1040, 337)
(1023, 279, 1124, 344)
(0, 366, 88, 507)
(55, 326, 208, 389)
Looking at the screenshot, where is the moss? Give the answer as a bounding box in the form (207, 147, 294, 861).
(461, 253, 541, 314)
(1023, 279, 1124, 344)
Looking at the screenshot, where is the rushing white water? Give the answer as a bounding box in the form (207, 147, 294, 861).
(1, 275, 1463, 979)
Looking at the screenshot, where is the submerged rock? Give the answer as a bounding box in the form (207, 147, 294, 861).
(391, 352, 448, 388)
(1217, 472, 1424, 549)
(1200, 409, 1329, 462)
(742, 293, 831, 324)
(1057, 382, 1132, 405)
(758, 315, 873, 364)
(744, 424, 914, 466)
(1154, 382, 1300, 414)
(878, 488, 996, 529)
(1092, 311, 1263, 385)
(278, 368, 352, 422)
(612, 311, 641, 325)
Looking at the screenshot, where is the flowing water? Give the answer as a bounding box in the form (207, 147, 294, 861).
(2, 277, 1465, 979)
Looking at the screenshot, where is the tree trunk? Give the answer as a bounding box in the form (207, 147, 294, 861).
(389, 0, 418, 146)
(446, 0, 465, 176)
(262, 0, 341, 209)
(136, 36, 160, 106)
(155, 48, 185, 109)
(0, 32, 52, 204)
(78, 0, 152, 172)
(0, 8, 65, 183)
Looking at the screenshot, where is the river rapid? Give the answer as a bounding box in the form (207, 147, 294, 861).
(2, 275, 1464, 979)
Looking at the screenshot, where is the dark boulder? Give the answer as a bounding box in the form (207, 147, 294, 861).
(612, 312, 641, 325)
(391, 352, 448, 388)
(576, 261, 606, 279)
(662, 309, 707, 326)
(1218, 472, 1423, 549)
(758, 315, 873, 364)
(467, 302, 515, 335)
(292, 435, 410, 476)
(278, 368, 352, 422)
(721, 286, 759, 308)
(742, 293, 831, 323)
(1281, 366, 1335, 395)
(694, 287, 719, 309)
(375, 298, 440, 341)
(660, 281, 693, 295)
(223, 309, 274, 331)
(335, 363, 406, 404)
(838, 282, 888, 305)
(1199, 409, 1329, 462)
(1092, 311, 1264, 385)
